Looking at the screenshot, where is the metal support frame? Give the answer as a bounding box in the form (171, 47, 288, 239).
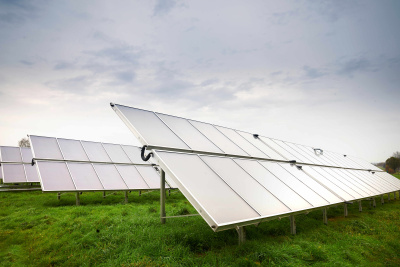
(236, 226, 246, 244)
(161, 214, 200, 219)
(323, 208, 328, 225)
(76, 192, 80, 206)
(372, 197, 376, 208)
(57, 192, 61, 200)
(290, 215, 296, 235)
(143, 145, 383, 172)
(381, 195, 384, 205)
(103, 191, 106, 198)
(358, 200, 362, 212)
(394, 192, 397, 200)
(344, 203, 348, 217)
(388, 193, 391, 201)
(124, 191, 128, 203)
(160, 169, 166, 224)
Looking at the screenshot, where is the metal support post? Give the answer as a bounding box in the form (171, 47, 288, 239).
(160, 169, 166, 224)
(103, 191, 106, 198)
(76, 192, 80, 206)
(290, 215, 296, 235)
(381, 195, 384, 205)
(139, 190, 141, 196)
(323, 208, 328, 225)
(373, 197, 376, 208)
(344, 203, 348, 217)
(388, 193, 391, 201)
(359, 200, 362, 212)
(168, 189, 171, 196)
(394, 192, 397, 200)
(124, 191, 128, 203)
(57, 192, 61, 200)
(236, 226, 246, 244)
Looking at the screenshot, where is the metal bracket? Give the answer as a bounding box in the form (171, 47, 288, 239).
(253, 134, 259, 139)
(313, 148, 323, 155)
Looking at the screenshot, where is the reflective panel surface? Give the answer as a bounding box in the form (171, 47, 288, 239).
(102, 143, 131, 163)
(58, 139, 89, 161)
(68, 163, 104, 190)
(38, 162, 75, 191)
(2, 164, 26, 183)
(1, 146, 22, 162)
(116, 105, 189, 149)
(201, 155, 290, 216)
(30, 136, 63, 159)
(24, 164, 40, 182)
(156, 151, 260, 225)
(21, 148, 33, 163)
(136, 165, 169, 189)
(157, 113, 222, 153)
(115, 165, 150, 189)
(93, 164, 128, 190)
(81, 141, 111, 162)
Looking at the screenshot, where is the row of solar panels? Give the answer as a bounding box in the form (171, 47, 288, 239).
(0, 146, 39, 183)
(112, 103, 399, 231)
(0, 138, 177, 191)
(2, 102, 397, 234)
(112, 104, 380, 172)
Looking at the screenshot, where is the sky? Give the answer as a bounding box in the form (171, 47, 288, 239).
(0, 0, 399, 163)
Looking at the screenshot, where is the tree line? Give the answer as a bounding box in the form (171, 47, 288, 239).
(385, 151, 400, 174)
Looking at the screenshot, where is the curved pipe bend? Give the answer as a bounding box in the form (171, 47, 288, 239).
(141, 145, 153, 161)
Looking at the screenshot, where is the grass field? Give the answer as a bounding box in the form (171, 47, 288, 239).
(1, 175, 400, 266)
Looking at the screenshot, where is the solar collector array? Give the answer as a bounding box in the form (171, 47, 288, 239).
(112, 103, 399, 231)
(0, 146, 40, 183)
(29, 136, 175, 192)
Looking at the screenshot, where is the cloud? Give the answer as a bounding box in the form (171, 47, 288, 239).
(306, 0, 360, 23)
(0, 0, 35, 10)
(336, 57, 371, 77)
(0, 0, 38, 24)
(153, 0, 177, 16)
(53, 61, 75, 70)
(303, 65, 326, 79)
(46, 75, 93, 93)
(200, 78, 219, 87)
(0, 12, 25, 24)
(112, 71, 135, 84)
(20, 60, 34, 66)
(85, 46, 141, 65)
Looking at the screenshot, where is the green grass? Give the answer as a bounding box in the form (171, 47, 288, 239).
(1, 189, 400, 266)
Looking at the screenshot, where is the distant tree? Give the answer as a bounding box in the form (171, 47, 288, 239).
(393, 151, 400, 159)
(385, 157, 400, 174)
(386, 167, 395, 174)
(18, 138, 30, 148)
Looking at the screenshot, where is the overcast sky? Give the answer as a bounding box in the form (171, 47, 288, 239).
(0, 0, 399, 163)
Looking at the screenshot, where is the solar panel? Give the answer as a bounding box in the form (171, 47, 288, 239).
(112, 103, 399, 232)
(0, 146, 40, 183)
(29, 135, 174, 192)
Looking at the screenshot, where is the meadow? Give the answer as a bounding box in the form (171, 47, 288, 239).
(1, 174, 400, 266)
